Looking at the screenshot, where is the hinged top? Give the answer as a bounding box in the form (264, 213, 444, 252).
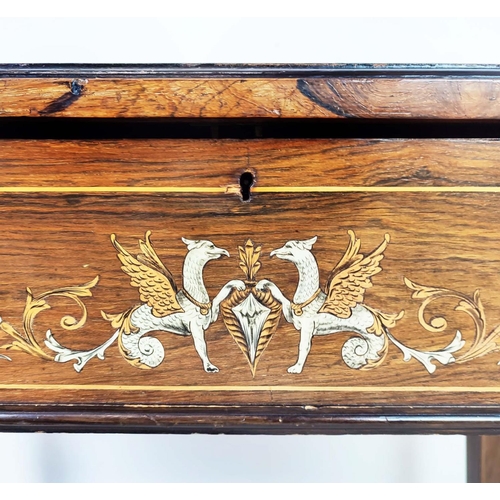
(1, 64, 500, 119)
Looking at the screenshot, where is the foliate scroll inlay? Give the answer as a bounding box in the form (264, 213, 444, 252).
(0, 276, 99, 368)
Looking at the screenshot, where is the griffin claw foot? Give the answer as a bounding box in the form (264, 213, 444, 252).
(205, 364, 219, 373)
(256, 279, 272, 292)
(288, 364, 303, 374)
(226, 279, 246, 292)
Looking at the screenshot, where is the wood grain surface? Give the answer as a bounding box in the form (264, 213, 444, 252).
(2, 77, 500, 119)
(1, 139, 500, 189)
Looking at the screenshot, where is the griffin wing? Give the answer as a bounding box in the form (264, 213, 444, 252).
(111, 231, 184, 318)
(319, 230, 390, 318)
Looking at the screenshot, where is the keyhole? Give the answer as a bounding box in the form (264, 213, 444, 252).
(240, 171, 254, 201)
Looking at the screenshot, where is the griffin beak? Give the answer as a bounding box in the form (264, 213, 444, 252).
(218, 248, 230, 258)
(270, 248, 288, 258)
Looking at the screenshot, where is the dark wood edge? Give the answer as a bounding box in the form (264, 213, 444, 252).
(467, 436, 481, 482)
(3, 63, 500, 78)
(2, 405, 500, 434)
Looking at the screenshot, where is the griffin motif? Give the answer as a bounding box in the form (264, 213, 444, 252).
(2, 230, 500, 376)
(102, 231, 243, 372)
(257, 231, 404, 373)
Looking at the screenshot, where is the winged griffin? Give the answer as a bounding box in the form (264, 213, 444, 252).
(257, 231, 404, 372)
(100, 232, 244, 372)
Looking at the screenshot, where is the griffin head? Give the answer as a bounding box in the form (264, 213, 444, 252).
(181, 237, 230, 261)
(270, 236, 318, 263)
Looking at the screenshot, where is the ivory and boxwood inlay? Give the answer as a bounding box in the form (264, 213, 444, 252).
(1, 229, 498, 377)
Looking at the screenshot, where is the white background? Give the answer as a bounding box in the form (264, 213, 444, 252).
(0, 15, 496, 482)
(0, 17, 500, 64)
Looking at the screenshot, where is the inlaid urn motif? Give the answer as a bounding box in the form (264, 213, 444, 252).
(220, 240, 282, 376)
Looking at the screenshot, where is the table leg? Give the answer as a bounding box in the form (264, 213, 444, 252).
(467, 436, 500, 483)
